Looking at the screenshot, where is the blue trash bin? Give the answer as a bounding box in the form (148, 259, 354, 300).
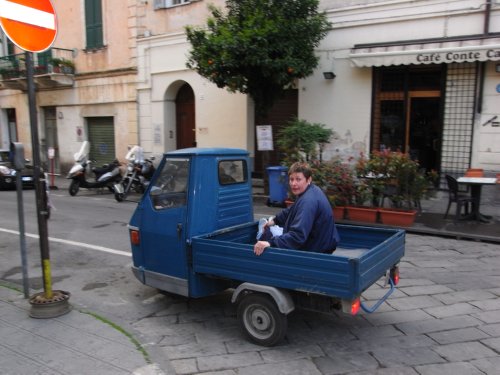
(266, 166, 288, 207)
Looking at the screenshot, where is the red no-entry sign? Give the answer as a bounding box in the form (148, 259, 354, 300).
(0, 0, 57, 52)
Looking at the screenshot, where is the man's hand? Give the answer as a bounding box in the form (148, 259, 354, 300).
(254, 241, 270, 256)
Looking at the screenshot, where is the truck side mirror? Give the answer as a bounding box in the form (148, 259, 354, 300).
(9, 142, 26, 170)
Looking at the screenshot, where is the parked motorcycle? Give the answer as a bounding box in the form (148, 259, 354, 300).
(66, 141, 123, 196)
(114, 145, 155, 202)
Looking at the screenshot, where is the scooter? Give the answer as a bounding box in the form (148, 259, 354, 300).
(114, 145, 155, 202)
(66, 141, 123, 196)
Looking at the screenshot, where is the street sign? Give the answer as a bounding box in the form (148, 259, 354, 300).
(0, 0, 57, 52)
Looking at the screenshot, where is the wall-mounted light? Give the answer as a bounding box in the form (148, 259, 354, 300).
(323, 71, 336, 80)
(496, 63, 500, 73)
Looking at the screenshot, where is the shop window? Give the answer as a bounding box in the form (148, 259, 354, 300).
(379, 100, 405, 152)
(372, 65, 444, 174)
(408, 69, 442, 90)
(380, 70, 405, 92)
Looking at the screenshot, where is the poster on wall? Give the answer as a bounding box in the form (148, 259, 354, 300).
(256, 125, 274, 151)
(154, 125, 161, 144)
(76, 126, 84, 142)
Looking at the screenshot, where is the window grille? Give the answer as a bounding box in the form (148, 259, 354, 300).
(439, 62, 477, 188)
(154, 0, 190, 10)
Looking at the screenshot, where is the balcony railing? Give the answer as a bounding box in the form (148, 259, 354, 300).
(0, 48, 75, 89)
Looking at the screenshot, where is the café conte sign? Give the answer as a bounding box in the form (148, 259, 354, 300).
(416, 48, 500, 63)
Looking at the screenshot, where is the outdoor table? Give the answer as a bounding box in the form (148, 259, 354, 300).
(456, 177, 497, 223)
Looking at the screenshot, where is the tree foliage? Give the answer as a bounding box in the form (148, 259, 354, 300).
(185, 0, 330, 114)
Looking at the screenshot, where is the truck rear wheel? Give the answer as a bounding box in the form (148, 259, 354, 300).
(237, 293, 287, 347)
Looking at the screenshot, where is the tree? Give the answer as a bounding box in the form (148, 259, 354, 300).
(186, 0, 330, 115)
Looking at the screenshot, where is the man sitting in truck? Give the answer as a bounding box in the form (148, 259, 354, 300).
(254, 162, 340, 256)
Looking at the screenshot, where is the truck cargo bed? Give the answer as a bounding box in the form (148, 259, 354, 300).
(192, 223, 405, 300)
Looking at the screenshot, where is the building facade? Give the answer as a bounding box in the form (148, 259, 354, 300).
(135, 0, 254, 160)
(0, 0, 141, 173)
(313, 0, 500, 183)
(137, 0, 500, 179)
(1, 0, 499, 181)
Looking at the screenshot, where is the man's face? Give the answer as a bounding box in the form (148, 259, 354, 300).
(289, 172, 312, 196)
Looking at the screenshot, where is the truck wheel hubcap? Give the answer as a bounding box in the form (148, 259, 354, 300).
(245, 305, 273, 339)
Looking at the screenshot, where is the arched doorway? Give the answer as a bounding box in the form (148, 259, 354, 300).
(176, 83, 196, 149)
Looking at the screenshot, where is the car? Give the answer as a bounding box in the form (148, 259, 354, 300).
(0, 150, 35, 190)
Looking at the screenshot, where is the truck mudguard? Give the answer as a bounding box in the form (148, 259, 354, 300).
(231, 282, 295, 314)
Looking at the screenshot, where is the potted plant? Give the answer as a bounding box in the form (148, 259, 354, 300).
(50, 57, 75, 74)
(355, 150, 437, 226)
(276, 118, 333, 165)
(315, 159, 356, 220)
(277, 118, 333, 207)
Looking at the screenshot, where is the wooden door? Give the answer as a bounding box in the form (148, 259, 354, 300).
(176, 84, 196, 149)
(254, 89, 298, 177)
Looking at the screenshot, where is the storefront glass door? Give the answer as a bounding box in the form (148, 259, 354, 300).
(373, 66, 443, 173)
(407, 96, 441, 172)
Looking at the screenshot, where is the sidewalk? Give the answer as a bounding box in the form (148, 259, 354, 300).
(409, 186, 500, 243)
(0, 283, 169, 375)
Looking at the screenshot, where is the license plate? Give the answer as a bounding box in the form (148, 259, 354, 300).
(22, 176, 33, 182)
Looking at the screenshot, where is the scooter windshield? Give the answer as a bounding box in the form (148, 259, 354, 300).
(74, 141, 90, 162)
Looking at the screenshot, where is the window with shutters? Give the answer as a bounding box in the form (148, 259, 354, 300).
(85, 0, 104, 50)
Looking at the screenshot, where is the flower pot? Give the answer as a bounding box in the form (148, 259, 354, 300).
(346, 206, 378, 223)
(379, 208, 416, 227)
(333, 206, 345, 220)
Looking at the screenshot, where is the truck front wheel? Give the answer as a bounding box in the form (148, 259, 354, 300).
(237, 293, 287, 347)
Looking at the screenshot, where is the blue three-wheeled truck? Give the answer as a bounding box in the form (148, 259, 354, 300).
(128, 148, 405, 346)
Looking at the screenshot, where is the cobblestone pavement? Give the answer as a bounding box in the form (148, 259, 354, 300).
(2, 177, 499, 374)
(129, 233, 500, 375)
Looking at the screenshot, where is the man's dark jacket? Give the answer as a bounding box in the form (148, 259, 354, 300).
(268, 184, 340, 253)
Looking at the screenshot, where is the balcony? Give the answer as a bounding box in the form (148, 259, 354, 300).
(0, 48, 76, 90)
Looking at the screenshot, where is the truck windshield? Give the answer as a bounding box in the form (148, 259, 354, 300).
(149, 158, 189, 210)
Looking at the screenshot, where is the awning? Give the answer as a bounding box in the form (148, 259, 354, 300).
(349, 37, 500, 67)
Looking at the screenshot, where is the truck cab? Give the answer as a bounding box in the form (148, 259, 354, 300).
(129, 148, 253, 298)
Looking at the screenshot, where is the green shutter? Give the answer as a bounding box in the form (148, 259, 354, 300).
(85, 0, 103, 49)
(37, 49, 51, 67)
(87, 117, 115, 167)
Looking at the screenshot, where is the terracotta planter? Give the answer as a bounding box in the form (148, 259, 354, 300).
(333, 206, 346, 220)
(379, 208, 416, 227)
(346, 206, 378, 223)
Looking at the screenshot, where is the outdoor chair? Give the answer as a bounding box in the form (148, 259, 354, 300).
(444, 175, 474, 222)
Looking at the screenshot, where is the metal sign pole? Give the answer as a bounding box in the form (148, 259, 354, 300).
(25, 52, 53, 298)
(15, 172, 29, 299)
(25, 52, 70, 318)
